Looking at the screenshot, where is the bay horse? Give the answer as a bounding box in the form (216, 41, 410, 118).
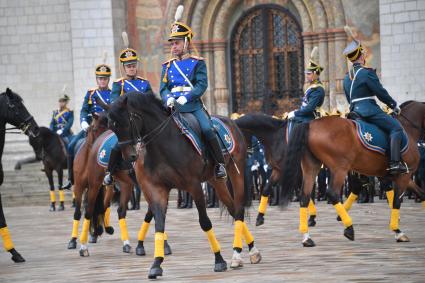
(279, 101, 425, 247)
(15, 127, 68, 211)
(235, 113, 317, 227)
(76, 129, 172, 257)
(108, 91, 261, 279)
(0, 88, 39, 263)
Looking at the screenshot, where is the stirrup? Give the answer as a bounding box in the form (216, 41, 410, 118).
(387, 161, 409, 175)
(215, 164, 227, 179)
(103, 173, 114, 186)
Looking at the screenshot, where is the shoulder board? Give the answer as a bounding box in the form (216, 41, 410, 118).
(114, 77, 124, 83)
(309, 83, 324, 89)
(189, 55, 204, 60)
(88, 88, 97, 94)
(162, 58, 176, 65)
(364, 67, 376, 72)
(136, 76, 147, 81)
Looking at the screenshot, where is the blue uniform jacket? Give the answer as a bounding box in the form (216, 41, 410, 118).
(110, 77, 151, 103)
(80, 88, 111, 124)
(49, 108, 74, 137)
(343, 63, 397, 117)
(294, 81, 325, 122)
(160, 55, 208, 113)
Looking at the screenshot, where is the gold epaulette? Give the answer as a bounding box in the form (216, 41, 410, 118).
(114, 77, 124, 83)
(162, 58, 176, 65)
(309, 83, 324, 89)
(189, 55, 205, 60)
(136, 76, 147, 81)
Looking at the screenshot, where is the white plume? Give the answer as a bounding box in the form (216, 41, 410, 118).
(62, 84, 67, 94)
(344, 25, 355, 39)
(102, 50, 107, 64)
(174, 5, 184, 22)
(310, 46, 318, 60)
(122, 31, 129, 48)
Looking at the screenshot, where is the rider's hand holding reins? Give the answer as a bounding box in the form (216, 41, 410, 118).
(81, 121, 90, 131)
(176, 96, 187, 105)
(56, 129, 63, 135)
(393, 106, 401, 115)
(166, 97, 175, 108)
(288, 111, 295, 119)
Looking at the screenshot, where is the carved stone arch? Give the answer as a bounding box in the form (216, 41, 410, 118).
(291, 0, 313, 31)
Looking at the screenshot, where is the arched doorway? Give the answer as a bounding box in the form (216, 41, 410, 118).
(230, 5, 303, 116)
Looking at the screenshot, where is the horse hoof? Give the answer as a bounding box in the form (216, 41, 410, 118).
(123, 244, 132, 253)
(214, 261, 227, 272)
(136, 243, 146, 256)
(344, 225, 355, 241)
(148, 266, 163, 279)
(164, 240, 172, 255)
(68, 238, 77, 249)
(302, 238, 316, 247)
(58, 204, 65, 211)
(395, 232, 410, 242)
(79, 248, 89, 257)
(249, 247, 261, 264)
(256, 214, 264, 226)
(336, 216, 341, 222)
(230, 252, 243, 269)
(10, 249, 25, 263)
(308, 216, 316, 227)
(105, 226, 114, 235)
(49, 205, 55, 212)
(89, 235, 97, 244)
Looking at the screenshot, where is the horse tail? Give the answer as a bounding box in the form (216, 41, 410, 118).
(279, 122, 310, 207)
(90, 186, 105, 237)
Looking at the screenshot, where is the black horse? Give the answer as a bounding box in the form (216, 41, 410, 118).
(0, 88, 39, 263)
(108, 91, 261, 279)
(15, 127, 68, 211)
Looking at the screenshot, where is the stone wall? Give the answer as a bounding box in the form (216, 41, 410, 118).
(380, 0, 425, 103)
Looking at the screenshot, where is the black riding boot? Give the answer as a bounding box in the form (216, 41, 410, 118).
(62, 155, 74, 190)
(388, 135, 408, 175)
(103, 147, 120, 185)
(207, 136, 227, 179)
(186, 192, 193, 208)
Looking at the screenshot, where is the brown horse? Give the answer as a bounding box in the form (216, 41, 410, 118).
(108, 91, 261, 279)
(279, 101, 425, 247)
(77, 130, 172, 257)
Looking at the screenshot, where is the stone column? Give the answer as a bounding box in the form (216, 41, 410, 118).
(212, 41, 229, 116)
(326, 28, 336, 112)
(318, 30, 329, 110)
(332, 28, 348, 111)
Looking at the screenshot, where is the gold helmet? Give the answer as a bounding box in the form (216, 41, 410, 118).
(343, 25, 364, 62)
(119, 32, 138, 65)
(305, 46, 323, 75)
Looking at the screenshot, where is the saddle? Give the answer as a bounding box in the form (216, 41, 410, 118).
(173, 112, 235, 156)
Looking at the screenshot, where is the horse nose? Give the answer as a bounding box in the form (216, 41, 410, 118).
(129, 153, 137, 162)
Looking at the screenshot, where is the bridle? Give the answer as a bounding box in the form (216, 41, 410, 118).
(398, 110, 424, 141)
(3, 97, 37, 136)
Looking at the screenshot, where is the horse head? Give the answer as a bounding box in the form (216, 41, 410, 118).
(399, 101, 425, 141)
(1, 88, 39, 137)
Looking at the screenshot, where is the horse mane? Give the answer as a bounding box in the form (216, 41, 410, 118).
(38, 126, 55, 138)
(235, 113, 287, 130)
(400, 100, 415, 108)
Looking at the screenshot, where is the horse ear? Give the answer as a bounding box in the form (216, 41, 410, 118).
(6, 88, 12, 96)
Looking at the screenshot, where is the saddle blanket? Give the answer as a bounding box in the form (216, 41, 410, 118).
(173, 115, 235, 156)
(97, 132, 118, 167)
(351, 120, 409, 155)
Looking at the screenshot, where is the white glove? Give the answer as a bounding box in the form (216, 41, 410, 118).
(81, 121, 90, 131)
(56, 129, 63, 135)
(393, 106, 401, 115)
(288, 111, 295, 119)
(166, 97, 175, 108)
(176, 96, 188, 105)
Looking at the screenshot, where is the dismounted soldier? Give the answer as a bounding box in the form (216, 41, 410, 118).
(62, 63, 112, 190)
(288, 46, 325, 124)
(342, 26, 407, 175)
(49, 91, 74, 144)
(160, 6, 227, 179)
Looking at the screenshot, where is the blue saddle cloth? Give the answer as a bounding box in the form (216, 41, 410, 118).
(97, 132, 118, 167)
(172, 115, 235, 156)
(351, 120, 409, 155)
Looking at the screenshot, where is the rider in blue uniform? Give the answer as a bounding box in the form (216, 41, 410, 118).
(62, 63, 112, 190)
(103, 33, 151, 189)
(288, 46, 325, 124)
(160, 17, 226, 178)
(342, 26, 407, 175)
(49, 94, 74, 144)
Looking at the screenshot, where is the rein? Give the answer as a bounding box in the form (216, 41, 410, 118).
(398, 111, 424, 140)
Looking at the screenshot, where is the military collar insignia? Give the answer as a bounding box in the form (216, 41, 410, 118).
(125, 50, 134, 58)
(171, 24, 179, 34)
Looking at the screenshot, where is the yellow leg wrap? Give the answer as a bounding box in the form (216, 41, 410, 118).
(299, 207, 308, 234)
(104, 207, 111, 227)
(386, 190, 394, 209)
(308, 199, 317, 216)
(390, 209, 400, 231)
(59, 190, 65, 202)
(71, 220, 79, 238)
(258, 196, 269, 214)
(80, 218, 90, 244)
(334, 202, 352, 227)
(164, 232, 168, 241)
(343, 193, 358, 212)
(423, 201, 425, 209)
(242, 222, 254, 245)
(0, 227, 15, 251)
(50, 191, 56, 203)
(72, 192, 75, 198)
(154, 232, 165, 258)
(233, 220, 243, 249)
(137, 221, 150, 241)
(205, 228, 221, 253)
(119, 219, 129, 241)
